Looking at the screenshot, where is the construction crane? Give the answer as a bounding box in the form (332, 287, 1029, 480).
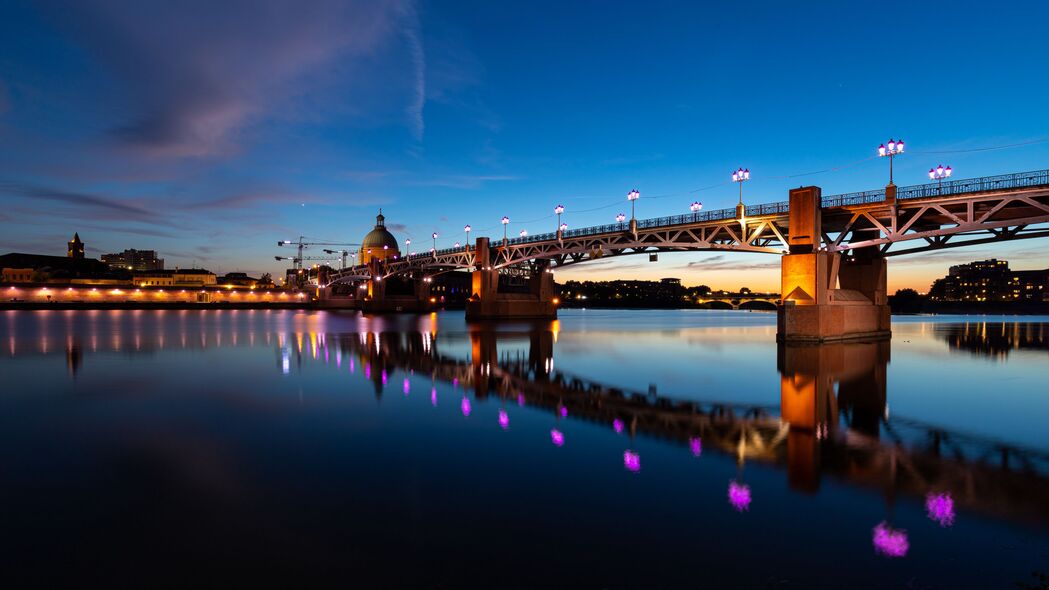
(276, 236, 359, 270)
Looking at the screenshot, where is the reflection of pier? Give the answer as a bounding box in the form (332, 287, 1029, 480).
(335, 325, 1049, 527)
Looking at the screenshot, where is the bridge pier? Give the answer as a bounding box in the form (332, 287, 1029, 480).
(465, 237, 558, 321)
(778, 186, 891, 343)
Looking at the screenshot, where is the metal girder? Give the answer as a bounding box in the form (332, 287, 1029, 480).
(324, 171, 1049, 286)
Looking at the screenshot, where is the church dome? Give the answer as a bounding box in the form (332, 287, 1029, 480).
(360, 211, 400, 264)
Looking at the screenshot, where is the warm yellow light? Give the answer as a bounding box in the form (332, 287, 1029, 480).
(552, 297, 560, 305)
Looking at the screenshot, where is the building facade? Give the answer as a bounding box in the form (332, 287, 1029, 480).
(135, 268, 217, 287)
(101, 249, 164, 272)
(929, 259, 1049, 302)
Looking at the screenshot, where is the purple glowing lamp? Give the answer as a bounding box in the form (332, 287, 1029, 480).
(872, 522, 909, 558)
(689, 437, 702, 457)
(551, 429, 565, 447)
(728, 481, 752, 512)
(623, 450, 641, 472)
(925, 492, 955, 527)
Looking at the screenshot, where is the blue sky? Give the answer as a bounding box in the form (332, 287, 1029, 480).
(1, 0, 1047, 291)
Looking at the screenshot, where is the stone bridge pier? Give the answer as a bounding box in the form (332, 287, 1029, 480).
(465, 237, 558, 321)
(360, 259, 436, 314)
(778, 186, 891, 343)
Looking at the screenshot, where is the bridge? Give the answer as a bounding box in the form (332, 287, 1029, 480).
(326, 168, 1049, 342)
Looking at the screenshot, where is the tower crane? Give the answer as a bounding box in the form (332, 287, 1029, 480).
(276, 237, 359, 270)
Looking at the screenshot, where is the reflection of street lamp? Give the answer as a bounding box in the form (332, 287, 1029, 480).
(627, 189, 640, 220)
(731, 168, 750, 205)
(554, 204, 564, 232)
(463, 225, 471, 250)
(877, 138, 904, 186)
(929, 164, 952, 192)
(501, 216, 510, 241)
(690, 201, 703, 221)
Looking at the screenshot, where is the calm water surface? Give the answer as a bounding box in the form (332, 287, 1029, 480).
(2, 309, 1048, 588)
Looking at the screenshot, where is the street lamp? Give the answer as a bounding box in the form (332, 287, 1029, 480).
(519, 229, 528, 238)
(731, 168, 750, 205)
(877, 138, 905, 185)
(690, 201, 703, 221)
(405, 238, 411, 260)
(432, 232, 438, 253)
(560, 223, 568, 232)
(501, 216, 510, 242)
(464, 225, 471, 250)
(929, 164, 952, 192)
(554, 204, 565, 231)
(627, 189, 640, 220)
(454, 242, 461, 248)
(616, 212, 626, 228)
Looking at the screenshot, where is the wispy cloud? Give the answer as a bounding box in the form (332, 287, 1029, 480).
(679, 254, 781, 271)
(38, 0, 409, 158)
(0, 182, 161, 223)
(399, 1, 426, 141)
(406, 174, 519, 189)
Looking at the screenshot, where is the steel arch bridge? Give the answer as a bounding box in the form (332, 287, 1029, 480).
(328, 168, 1049, 285)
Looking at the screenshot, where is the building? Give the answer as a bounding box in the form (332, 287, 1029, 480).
(134, 268, 217, 287)
(360, 211, 400, 264)
(929, 259, 1049, 302)
(101, 249, 164, 271)
(0, 252, 125, 285)
(216, 272, 259, 288)
(67, 233, 84, 259)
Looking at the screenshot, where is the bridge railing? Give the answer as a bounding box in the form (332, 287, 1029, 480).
(896, 169, 1049, 200)
(436, 168, 1049, 253)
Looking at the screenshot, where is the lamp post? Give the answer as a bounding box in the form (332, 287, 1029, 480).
(432, 232, 438, 253)
(560, 223, 568, 233)
(690, 201, 703, 221)
(501, 216, 510, 242)
(627, 189, 640, 220)
(616, 212, 626, 229)
(464, 225, 471, 251)
(929, 164, 952, 193)
(405, 238, 411, 260)
(554, 204, 565, 230)
(731, 168, 750, 205)
(519, 229, 528, 238)
(878, 138, 905, 186)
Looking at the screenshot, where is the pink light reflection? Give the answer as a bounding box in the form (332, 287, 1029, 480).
(381, 370, 388, 386)
(623, 450, 641, 472)
(559, 406, 567, 418)
(461, 397, 472, 417)
(728, 481, 751, 512)
(550, 429, 564, 447)
(498, 410, 509, 429)
(925, 492, 955, 527)
(349, 358, 355, 373)
(613, 419, 624, 434)
(872, 522, 909, 557)
(431, 387, 437, 406)
(517, 393, 525, 406)
(689, 437, 702, 457)
(403, 378, 410, 395)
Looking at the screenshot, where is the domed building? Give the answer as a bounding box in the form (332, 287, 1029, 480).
(360, 210, 400, 264)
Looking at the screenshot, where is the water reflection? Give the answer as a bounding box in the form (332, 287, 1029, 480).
(4, 310, 1049, 581)
(938, 321, 1049, 358)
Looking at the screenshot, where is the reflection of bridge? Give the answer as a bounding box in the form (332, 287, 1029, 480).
(326, 324, 1049, 527)
(327, 169, 1049, 342)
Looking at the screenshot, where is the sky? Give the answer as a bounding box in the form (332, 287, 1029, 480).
(1, 0, 1048, 292)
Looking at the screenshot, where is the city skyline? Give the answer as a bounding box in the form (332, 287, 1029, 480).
(2, 1, 1049, 292)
